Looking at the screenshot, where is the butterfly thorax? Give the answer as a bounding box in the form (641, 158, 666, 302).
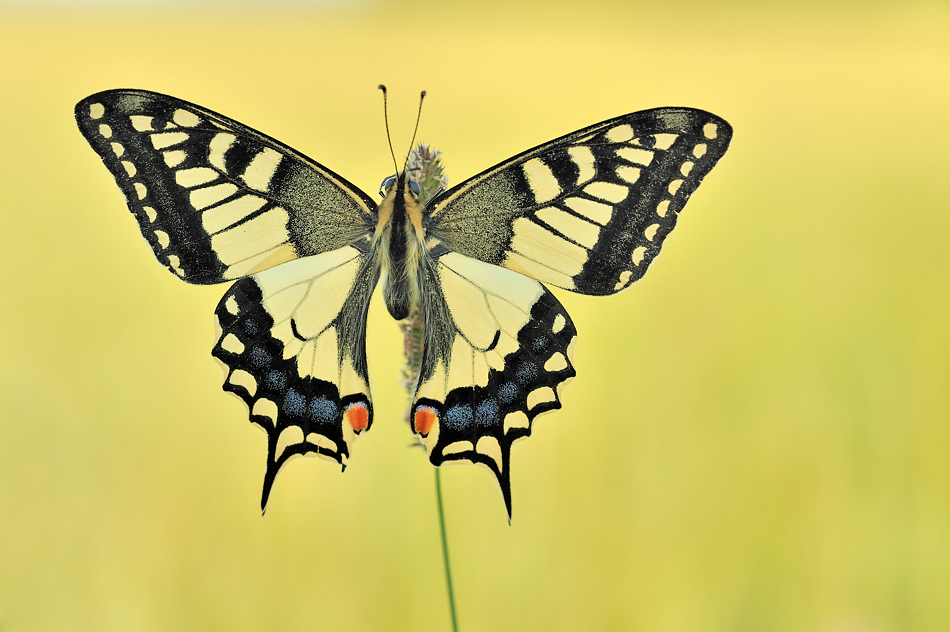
(375, 172, 427, 321)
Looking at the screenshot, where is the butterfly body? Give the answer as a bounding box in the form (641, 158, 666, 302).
(76, 89, 731, 516)
(374, 171, 427, 321)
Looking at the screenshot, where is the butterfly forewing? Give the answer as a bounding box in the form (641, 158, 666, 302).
(427, 108, 731, 295)
(75, 90, 375, 284)
(211, 245, 378, 510)
(410, 253, 577, 514)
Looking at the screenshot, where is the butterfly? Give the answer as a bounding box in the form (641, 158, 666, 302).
(75, 89, 731, 516)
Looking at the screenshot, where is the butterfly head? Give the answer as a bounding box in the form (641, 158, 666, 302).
(378, 173, 421, 199)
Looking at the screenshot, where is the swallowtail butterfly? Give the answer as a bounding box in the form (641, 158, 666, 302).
(76, 89, 731, 516)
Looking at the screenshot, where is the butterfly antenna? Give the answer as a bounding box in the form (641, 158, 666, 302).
(403, 90, 427, 173)
(378, 84, 399, 176)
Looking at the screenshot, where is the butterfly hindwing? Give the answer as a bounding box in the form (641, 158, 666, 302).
(211, 246, 378, 510)
(427, 108, 731, 295)
(75, 89, 375, 284)
(409, 253, 577, 514)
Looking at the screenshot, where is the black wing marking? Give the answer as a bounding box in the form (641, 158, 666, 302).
(211, 246, 378, 510)
(427, 107, 731, 295)
(408, 253, 577, 517)
(76, 89, 375, 284)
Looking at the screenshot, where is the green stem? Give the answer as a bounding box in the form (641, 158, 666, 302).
(435, 468, 459, 632)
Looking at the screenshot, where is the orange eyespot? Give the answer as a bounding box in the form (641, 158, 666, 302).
(344, 402, 369, 433)
(413, 406, 438, 436)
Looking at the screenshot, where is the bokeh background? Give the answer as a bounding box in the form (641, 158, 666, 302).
(2, 0, 949, 630)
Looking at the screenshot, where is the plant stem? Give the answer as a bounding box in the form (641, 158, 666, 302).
(435, 468, 459, 632)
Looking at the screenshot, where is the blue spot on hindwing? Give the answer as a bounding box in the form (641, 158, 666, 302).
(531, 335, 550, 353)
(266, 370, 287, 391)
(516, 361, 538, 385)
(308, 397, 338, 424)
(498, 382, 519, 404)
(475, 399, 499, 426)
(250, 346, 271, 369)
(283, 388, 305, 417)
(444, 405, 473, 431)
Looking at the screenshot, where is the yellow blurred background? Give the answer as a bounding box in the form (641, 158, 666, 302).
(1, 0, 949, 630)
